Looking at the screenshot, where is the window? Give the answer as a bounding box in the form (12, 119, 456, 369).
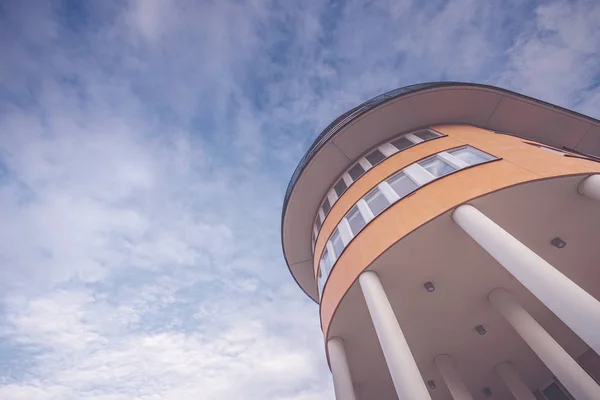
(317, 266, 324, 296)
(387, 172, 418, 198)
(318, 249, 333, 297)
(414, 129, 440, 141)
(330, 229, 345, 260)
(334, 178, 348, 197)
(365, 149, 386, 166)
(348, 162, 366, 181)
(448, 147, 492, 165)
(539, 146, 565, 155)
(419, 156, 456, 177)
(321, 197, 331, 215)
(320, 249, 332, 278)
(391, 136, 413, 151)
(315, 213, 323, 230)
(364, 188, 390, 217)
(346, 205, 366, 235)
(542, 382, 571, 400)
(524, 141, 566, 156)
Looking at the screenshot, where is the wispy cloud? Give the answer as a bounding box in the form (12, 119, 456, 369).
(1, 0, 599, 399)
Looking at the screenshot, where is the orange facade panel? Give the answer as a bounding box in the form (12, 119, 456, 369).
(317, 125, 600, 338)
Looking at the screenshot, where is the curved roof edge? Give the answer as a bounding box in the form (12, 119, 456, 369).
(281, 81, 600, 302)
(283, 82, 600, 212)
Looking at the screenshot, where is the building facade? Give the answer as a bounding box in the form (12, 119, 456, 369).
(281, 83, 600, 400)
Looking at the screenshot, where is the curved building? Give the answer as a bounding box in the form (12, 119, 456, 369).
(281, 83, 600, 400)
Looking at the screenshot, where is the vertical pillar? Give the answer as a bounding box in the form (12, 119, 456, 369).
(358, 271, 431, 400)
(579, 174, 600, 201)
(434, 354, 474, 400)
(327, 337, 358, 400)
(489, 289, 600, 400)
(452, 204, 600, 355)
(494, 362, 536, 400)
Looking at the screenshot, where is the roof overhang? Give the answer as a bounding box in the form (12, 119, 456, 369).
(281, 82, 600, 302)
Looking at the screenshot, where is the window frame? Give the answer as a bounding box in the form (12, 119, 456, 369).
(329, 228, 345, 261)
(418, 154, 459, 178)
(386, 170, 419, 199)
(363, 186, 391, 218)
(346, 204, 369, 236)
(365, 148, 387, 167)
(446, 146, 495, 166)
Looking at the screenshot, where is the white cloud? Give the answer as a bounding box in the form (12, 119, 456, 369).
(1, 0, 599, 399)
(499, 0, 600, 110)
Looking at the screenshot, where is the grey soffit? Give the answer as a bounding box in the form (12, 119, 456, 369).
(280, 82, 600, 301)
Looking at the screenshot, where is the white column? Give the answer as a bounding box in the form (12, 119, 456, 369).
(452, 204, 600, 355)
(489, 289, 600, 400)
(359, 271, 432, 400)
(494, 362, 535, 400)
(579, 174, 600, 201)
(434, 354, 474, 400)
(327, 337, 358, 400)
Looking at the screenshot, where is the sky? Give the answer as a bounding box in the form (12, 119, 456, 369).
(0, 0, 599, 399)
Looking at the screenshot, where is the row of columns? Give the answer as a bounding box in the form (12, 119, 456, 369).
(327, 174, 600, 400)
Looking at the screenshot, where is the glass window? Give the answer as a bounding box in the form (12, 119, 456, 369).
(322, 197, 331, 215)
(315, 213, 323, 230)
(390, 136, 413, 151)
(542, 382, 571, 400)
(330, 229, 345, 260)
(365, 149, 386, 166)
(317, 266, 324, 296)
(364, 188, 390, 217)
(320, 249, 332, 277)
(414, 129, 440, 141)
(387, 172, 418, 198)
(318, 249, 333, 297)
(419, 156, 456, 177)
(346, 205, 366, 235)
(539, 146, 565, 155)
(334, 178, 348, 197)
(348, 162, 366, 181)
(449, 147, 492, 165)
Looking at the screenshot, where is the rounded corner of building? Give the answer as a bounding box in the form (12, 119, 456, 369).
(280, 82, 600, 400)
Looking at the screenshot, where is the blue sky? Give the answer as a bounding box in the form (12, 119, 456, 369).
(0, 0, 599, 399)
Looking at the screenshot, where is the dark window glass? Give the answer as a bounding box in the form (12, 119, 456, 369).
(334, 178, 348, 197)
(348, 163, 365, 181)
(414, 130, 440, 141)
(322, 197, 331, 215)
(391, 136, 413, 151)
(542, 382, 571, 400)
(315, 213, 323, 230)
(365, 149, 386, 166)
